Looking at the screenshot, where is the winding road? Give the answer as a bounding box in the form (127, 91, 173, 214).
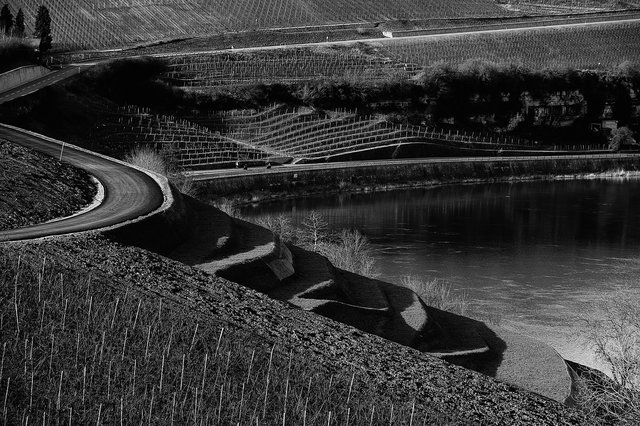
(0, 124, 164, 242)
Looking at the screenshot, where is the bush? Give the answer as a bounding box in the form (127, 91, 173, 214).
(399, 276, 468, 315)
(0, 38, 38, 73)
(254, 211, 378, 277)
(577, 290, 640, 424)
(317, 229, 378, 278)
(124, 146, 168, 176)
(256, 214, 295, 242)
(124, 146, 195, 196)
(609, 127, 636, 151)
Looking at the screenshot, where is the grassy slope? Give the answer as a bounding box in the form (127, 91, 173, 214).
(0, 235, 586, 425)
(0, 140, 96, 231)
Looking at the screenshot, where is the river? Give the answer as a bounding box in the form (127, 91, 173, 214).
(239, 177, 640, 372)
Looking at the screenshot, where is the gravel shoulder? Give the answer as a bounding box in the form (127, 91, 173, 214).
(0, 139, 97, 231)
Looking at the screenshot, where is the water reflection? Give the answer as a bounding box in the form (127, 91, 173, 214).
(239, 178, 640, 368)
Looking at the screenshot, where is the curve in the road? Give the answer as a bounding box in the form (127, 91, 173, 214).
(0, 124, 167, 242)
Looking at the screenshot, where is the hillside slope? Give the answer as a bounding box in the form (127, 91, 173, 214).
(5, 0, 509, 49)
(0, 139, 96, 231)
(0, 235, 587, 424)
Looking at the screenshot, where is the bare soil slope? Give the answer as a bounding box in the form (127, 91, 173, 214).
(0, 139, 96, 231)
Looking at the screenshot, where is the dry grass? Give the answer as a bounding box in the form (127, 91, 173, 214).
(316, 230, 378, 278)
(124, 146, 168, 176)
(400, 276, 469, 316)
(0, 251, 437, 425)
(576, 290, 640, 424)
(124, 146, 195, 196)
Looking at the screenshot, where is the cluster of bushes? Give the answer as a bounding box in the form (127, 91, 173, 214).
(123, 146, 195, 195)
(251, 211, 378, 277)
(0, 38, 37, 73)
(577, 289, 640, 424)
(241, 209, 470, 315)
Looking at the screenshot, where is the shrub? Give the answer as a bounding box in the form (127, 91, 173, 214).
(124, 146, 195, 196)
(300, 210, 328, 250)
(210, 198, 240, 218)
(577, 290, 640, 424)
(253, 211, 378, 277)
(124, 146, 168, 176)
(317, 229, 378, 277)
(256, 214, 295, 242)
(609, 127, 636, 151)
(400, 276, 468, 315)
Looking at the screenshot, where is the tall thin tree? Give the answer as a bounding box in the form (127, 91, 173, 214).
(14, 8, 24, 37)
(34, 5, 52, 52)
(0, 4, 13, 36)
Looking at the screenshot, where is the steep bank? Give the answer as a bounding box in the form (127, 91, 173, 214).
(0, 139, 97, 231)
(0, 236, 586, 424)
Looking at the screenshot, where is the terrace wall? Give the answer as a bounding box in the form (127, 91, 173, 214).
(200, 155, 640, 199)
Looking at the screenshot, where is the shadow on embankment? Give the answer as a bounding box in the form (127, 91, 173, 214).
(106, 192, 581, 400)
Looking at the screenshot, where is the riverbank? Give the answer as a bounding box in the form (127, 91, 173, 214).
(199, 155, 640, 206)
(236, 171, 640, 380)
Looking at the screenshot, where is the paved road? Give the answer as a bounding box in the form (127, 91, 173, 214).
(0, 66, 84, 105)
(0, 125, 164, 242)
(187, 153, 640, 181)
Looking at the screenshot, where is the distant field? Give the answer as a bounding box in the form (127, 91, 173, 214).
(5, 0, 510, 49)
(382, 20, 640, 70)
(163, 21, 640, 90)
(497, 0, 640, 15)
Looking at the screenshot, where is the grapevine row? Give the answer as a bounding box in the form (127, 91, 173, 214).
(382, 21, 640, 71)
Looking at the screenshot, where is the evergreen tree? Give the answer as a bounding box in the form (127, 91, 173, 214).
(0, 4, 13, 36)
(14, 8, 24, 37)
(34, 5, 52, 52)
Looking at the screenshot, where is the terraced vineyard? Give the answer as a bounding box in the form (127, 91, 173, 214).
(496, 0, 640, 15)
(165, 48, 420, 89)
(96, 107, 275, 168)
(382, 20, 640, 70)
(4, 0, 509, 49)
(97, 105, 573, 168)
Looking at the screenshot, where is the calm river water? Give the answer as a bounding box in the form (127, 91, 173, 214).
(239, 178, 640, 370)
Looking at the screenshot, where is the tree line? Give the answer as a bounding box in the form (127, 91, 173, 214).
(0, 3, 52, 52)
